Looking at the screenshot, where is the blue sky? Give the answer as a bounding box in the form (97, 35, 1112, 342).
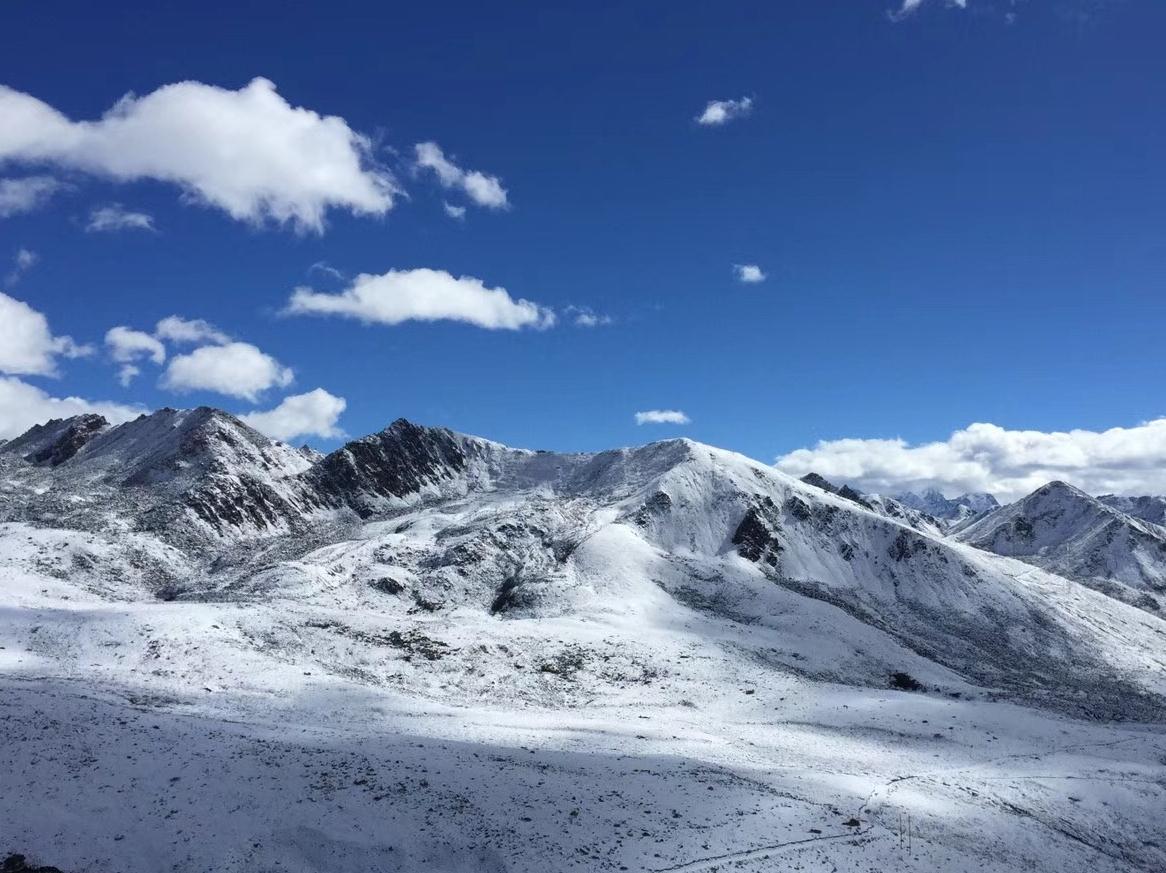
(2, 0, 1164, 497)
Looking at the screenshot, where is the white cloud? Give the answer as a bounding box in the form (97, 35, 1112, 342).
(86, 203, 155, 233)
(774, 418, 1166, 502)
(286, 268, 555, 331)
(0, 376, 144, 441)
(0, 292, 91, 376)
(565, 306, 612, 328)
(154, 315, 230, 345)
(695, 97, 753, 127)
(0, 176, 63, 217)
(415, 142, 509, 209)
(733, 263, 766, 284)
(0, 77, 398, 232)
(307, 261, 344, 281)
(635, 409, 691, 425)
(242, 388, 346, 442)
(5, 247, 38, 285)
(105, 325, 166, 384)
(443, 202, 466, 220)
(160, 341, 293, 401)
(889, 0, 968, 21)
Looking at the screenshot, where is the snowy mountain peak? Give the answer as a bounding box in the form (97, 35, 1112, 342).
(956, 479, 1166, 608)
(2, 413, 111, 467)
(894, 487, 1000, 522)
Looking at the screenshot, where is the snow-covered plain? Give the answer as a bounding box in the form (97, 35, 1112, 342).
(2, 411, 1164, 872)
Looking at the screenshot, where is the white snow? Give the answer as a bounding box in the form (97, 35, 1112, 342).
(1, 417, 1164, 872)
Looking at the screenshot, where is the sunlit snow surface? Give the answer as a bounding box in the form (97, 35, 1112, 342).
(1, 420, 1164, 872)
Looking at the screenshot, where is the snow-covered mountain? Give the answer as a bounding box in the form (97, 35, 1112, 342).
(800, 472, 946, 536)
(955, 480, 1166, 611)
(3, 410, 1165, 873)
(1098, 493, 1166, 526)
(894, 487, 1000, 524)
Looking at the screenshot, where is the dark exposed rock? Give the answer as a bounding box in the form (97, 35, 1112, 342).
(22, 414, 108, 467)
(308, 419, 468, 517)
(370, 576, 405, 595)
(733, 496, 783, 568)
(799, 473, 873, 510)
(3, 854, 65, 873)
(888, 530, 927, 562)
(890, 671, 924, 691)
(628, 490, 673, 527)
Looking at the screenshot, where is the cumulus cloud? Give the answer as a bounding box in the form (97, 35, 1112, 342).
(443, 202, 466, 220)
(160, 341, 293, 401)
(774, 418, 1166, 502)
(0, 175, 63, 217)
(0, 375, 144, 440)
(733, 263, 766, 284)
(285, 268, 555, 331)
(0, 291, 91, 376)
(241, 388, 346, 442)
(104, 326, 166, 385)
(635, 409, 691, 425)
(154, 315, 229, 345)
(414, 142, 509, 210)
(86, 203, 155, 233)
(0, 77, 398, 232)
(695, 97, 753, 127)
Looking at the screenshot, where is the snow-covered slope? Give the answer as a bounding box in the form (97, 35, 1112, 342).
(2, 411, 1165, 873)
(801, 472, 946, 536)
(955, 481, 1166, 611)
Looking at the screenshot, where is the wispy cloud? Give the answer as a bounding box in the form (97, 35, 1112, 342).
(888, 0, 968, 22)
(86, 203, 155, 233)
(5, 248, 39, 285)
(415, 142, 509, 210)
(0, 176, 64, 217)
(695, 97, 753, 127)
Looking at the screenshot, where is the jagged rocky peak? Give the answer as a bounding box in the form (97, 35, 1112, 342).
(894, 486, 1000, 521)
(799, 472, 868, 506)
(1098, 493, 1166, 526)
(27, 406, 312, 487)
(307, 418, 472, 514)
(2, 413, 111, 467)
(796, 471, 944, 535)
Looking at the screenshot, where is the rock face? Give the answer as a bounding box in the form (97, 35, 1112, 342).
(956, 481, 1166, 611)
(1, 414, 109, 466)
(307, 419, 470, 516)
